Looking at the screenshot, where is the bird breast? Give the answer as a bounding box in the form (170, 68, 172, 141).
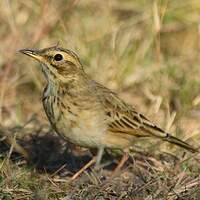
(42, 92, 107, 148)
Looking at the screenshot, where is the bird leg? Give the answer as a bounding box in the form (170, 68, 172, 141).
(70, 146, 105, 181)
(111, 153, 129, 177)
(70, 156, 97, 181)
(95, 146, 105, 168)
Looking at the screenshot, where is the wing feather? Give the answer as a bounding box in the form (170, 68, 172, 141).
(92, 81, 197, 153)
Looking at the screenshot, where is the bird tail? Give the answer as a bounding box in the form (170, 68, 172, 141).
(162, 133, 197, 153)
(141, 122, 198, 153)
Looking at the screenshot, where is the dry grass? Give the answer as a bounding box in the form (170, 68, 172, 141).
(0, 0, 200, 199)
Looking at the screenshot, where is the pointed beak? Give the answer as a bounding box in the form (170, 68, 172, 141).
(19, 48, 44, 62)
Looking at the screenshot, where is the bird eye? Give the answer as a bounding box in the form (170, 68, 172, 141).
(54, 54, 63, 61)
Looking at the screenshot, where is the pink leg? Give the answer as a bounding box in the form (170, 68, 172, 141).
(70, 156, 97, 181)
(111, 153, 129, 177)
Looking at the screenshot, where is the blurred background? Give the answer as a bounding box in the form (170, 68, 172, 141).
(1, 0, 200, 152)
(0, 0, 200, 199)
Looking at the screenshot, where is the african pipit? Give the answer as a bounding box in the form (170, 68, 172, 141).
(20, 46, 197, 178)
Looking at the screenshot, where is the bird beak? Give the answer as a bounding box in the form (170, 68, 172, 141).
(19, 48, 44, 62)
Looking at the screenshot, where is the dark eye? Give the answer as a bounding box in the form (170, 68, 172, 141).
(54, 54, 63, 61)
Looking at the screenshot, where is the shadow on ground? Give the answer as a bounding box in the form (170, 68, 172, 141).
(0, 120, 200, 199)
(0, 127, 120, 177)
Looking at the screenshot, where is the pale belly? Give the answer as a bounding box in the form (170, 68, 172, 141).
(56, 118, 134, 150)
(43, 95, 107, 148)
(55, 112, 107, 148)
(43, 94, 134, 150)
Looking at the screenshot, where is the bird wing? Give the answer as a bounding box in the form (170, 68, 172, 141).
(101, 91, 162, 137)
(95, 83, 197, 153)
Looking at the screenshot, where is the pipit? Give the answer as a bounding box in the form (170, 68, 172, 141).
(20, 46, 197, 179)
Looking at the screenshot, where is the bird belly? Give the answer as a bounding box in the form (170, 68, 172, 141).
(56, 114, 106, 148)
(42, 94, 133, 150)
(49, 102, 107, 148)
(104, 131, 134, 150)
(42, 94, 106, 148)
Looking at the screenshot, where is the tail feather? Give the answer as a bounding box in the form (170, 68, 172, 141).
(163, 133, 197, 153)
(142, 122, 198, 153)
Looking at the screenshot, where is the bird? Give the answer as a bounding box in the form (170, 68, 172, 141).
(19, 45, 197, 179)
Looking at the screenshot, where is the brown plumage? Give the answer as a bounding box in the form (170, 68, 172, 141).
(20, 46, 197, 158)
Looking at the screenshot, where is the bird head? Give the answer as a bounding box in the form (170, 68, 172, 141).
(19, 46, 83, 82)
